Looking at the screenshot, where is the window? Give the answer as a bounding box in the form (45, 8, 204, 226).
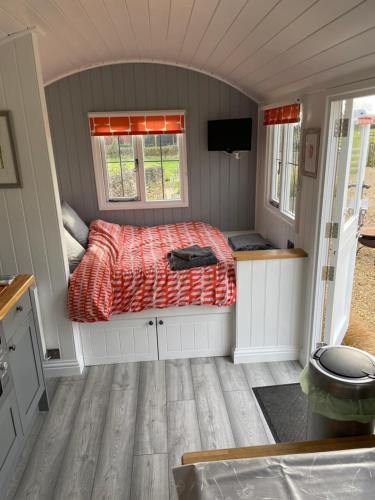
(265, 104, 301, 219)
(90, 111, 188, 210)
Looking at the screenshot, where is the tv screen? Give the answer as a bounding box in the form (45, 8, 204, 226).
(207, 118, 252, 153)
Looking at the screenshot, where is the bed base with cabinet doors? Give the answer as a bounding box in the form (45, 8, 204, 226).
(78, 247, 308, 366)
(78, 304, 233, 366)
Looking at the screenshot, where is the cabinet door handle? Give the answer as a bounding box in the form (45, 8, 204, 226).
(8, 344, 16, 351)
(16, 306, 23, 312)
(148, 320, 154, 326)
(158, 320, 164, 325)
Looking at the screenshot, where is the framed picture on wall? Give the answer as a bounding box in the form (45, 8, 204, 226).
(0, 111, 22, 188)
(301, 128, 320, 178)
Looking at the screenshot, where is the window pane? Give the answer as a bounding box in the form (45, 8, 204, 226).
(160, 134, 179, 160)
(142, 134, 181, 201)
(271, 125, 283, 204)
(103, 136, 138, 199)
(287, 123, 301, 215)
(344, 121, 362, 223)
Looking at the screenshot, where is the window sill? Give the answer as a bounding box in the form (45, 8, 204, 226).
(98, 199, 189, 210)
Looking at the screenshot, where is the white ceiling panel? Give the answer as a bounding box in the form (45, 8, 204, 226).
(0, 0, 374, 102)
(216, 0, 317, 76)
(125, 0, 153, 59)
(232, 0, 362, 81)
(189, 0, 247, 67)
(202, 0, 279, 72)
(178, 0, 219, 63)
(162, 0, 194, 61)
(149, 0, 171, 59)
(0, 5, 24, 34)
(244, 0, 375, 89)
(265, 51, 375, 100)
(252, 26, 375, 93)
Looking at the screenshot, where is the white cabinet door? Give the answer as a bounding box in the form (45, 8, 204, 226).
(157, 313, 233, 360)
(80, 317, 158, 365)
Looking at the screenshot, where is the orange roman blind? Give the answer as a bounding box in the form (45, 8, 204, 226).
(263, 103, 300, 126)
(89, 113, 185, 136)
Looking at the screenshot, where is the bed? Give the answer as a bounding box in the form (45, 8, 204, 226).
(69, 219, 236, 322)
(69, 220, 236, 365)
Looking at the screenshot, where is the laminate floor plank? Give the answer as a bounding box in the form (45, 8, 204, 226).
(191, 357, 235, 450)
(167, 400, 202, 500)
(53, 365, 114, 500)
(91, 388, 139, 500)
(11, 359, 292, 499)
(112, 362, 140, 391)
(45, 377, 60, 402)
(224, 390, 270, 447)
(166, 359, 194, 402)
(267, 361, 302, 385)
(13, 379, 86, 500)
(242, 362, 276, 388)
(215, 356, 248, 391)
(133, 361, 168, 455)
(130, 454, 169, 500)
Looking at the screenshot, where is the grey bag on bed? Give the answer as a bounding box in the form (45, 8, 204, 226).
(228, 232, 275, 251)
(61, 201, 89, 248)
(63, 228, 85, 273)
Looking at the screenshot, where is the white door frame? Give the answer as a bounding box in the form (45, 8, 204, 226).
(309, 87, 375, 353)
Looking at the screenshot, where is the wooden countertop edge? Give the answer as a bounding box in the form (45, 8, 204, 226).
(182, 434, 375, 465)
(232, 248, 308, 261)
(0, 274, 34, 321)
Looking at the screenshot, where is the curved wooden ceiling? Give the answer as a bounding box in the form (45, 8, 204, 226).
(1, 0, 375, 101)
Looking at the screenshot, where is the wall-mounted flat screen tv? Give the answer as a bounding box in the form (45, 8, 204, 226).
(207, 117, 252, 153)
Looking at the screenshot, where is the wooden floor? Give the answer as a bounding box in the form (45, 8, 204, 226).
(6, 358, 302, 500)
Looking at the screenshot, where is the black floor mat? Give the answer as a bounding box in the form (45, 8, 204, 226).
(253, 383, 308, 442)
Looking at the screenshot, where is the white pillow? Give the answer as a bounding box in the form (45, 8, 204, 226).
(63, 227, 85, 273)
(61, 201, 89, 248)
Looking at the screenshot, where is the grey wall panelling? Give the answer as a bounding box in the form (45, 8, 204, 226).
(45, 63, 258, 231)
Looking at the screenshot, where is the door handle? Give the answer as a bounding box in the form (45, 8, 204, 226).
(16, 306, 23, 312)
(158, 320, 164, 326)
(8, 344, 16, 351)
(148, 320, 154, 326)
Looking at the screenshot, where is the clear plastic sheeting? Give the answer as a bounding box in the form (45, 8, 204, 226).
(173, 447, 375, 500)
(300, 366, 375, 423)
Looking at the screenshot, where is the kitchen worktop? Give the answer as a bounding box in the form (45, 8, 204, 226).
(0, 275, 33, 321)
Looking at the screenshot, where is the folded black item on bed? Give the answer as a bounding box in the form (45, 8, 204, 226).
(171, 244, 215, 261)
(228, 232, 275, 251)
(167, 245, 218, 270)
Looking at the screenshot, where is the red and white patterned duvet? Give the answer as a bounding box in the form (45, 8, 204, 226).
(68, 220, 236, 322)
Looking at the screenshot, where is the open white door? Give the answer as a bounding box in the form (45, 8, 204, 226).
(324, 98, 370, 345)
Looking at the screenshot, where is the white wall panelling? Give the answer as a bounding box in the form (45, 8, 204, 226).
(0, 32, 83, 373)
(256, 92, 328, 364)
(233, 256, 307, 364)
(0, 1, 374, 101)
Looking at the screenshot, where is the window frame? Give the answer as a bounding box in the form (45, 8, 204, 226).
(91, 111, 189, 211)
(267, 119, 301, 221)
